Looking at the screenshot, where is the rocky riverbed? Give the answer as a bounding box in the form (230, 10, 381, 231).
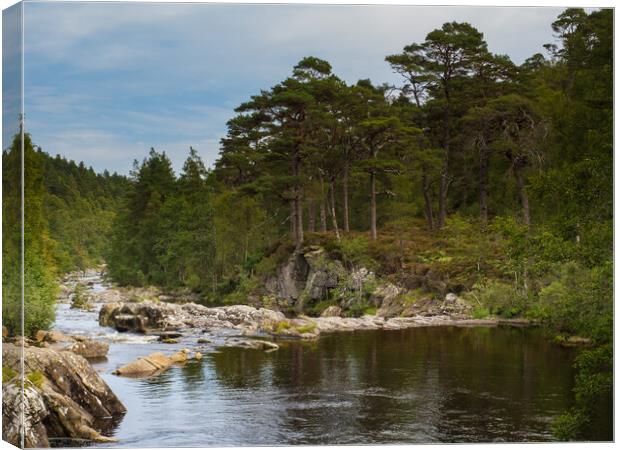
(3, 268, 541, 447)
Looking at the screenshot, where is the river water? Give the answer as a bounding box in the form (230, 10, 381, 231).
(52, 278, 588, 446)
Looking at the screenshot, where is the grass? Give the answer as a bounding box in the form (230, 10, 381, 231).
(363, 306, 378, 315)
(295, 322, 317, 334)
(26, 371, 45, 389)
(273, 320, 291, 334)
(2, 366, 17, 383)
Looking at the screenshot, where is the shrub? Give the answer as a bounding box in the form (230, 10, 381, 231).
(471, 280, 528, 318)
(363, 306, 377, 316)
(538, 261, 612, 341)
(307, 300, 337, 317)
(223, 274, 260, 305)
(471, 307, 490, 319)
(71, 283, 91, 310)
(553, 344, 612, 440)
(338, 237, 378, 270)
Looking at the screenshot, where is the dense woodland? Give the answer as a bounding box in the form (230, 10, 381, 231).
(2, 133, 127, 335)
(2, 8, 612, 440)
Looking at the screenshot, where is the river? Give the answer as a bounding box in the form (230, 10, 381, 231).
(52, 275, 586, 446)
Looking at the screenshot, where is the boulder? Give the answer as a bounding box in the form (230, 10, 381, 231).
(65, 338, 109, 359)
(2, 343, 125, 446)
(41, 330, 74, 343)
(112, 350, 189, 377)
(223, 338, 280, 351)
(112, 352, 174, 377)
(374, 284, 405, 317)
(320, 306, 342, 317)
(3, 379, 50, 448)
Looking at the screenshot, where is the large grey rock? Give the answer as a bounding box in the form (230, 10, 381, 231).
(265, 246, 345, 311)
(64, 337, 109, 359)
(2, 379, 50, 448)
(374, 284, 405, 317)
(99, 301, 286, 334)
(2, 343, 125, 446)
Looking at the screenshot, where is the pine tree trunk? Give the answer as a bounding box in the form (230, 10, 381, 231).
(329, 181, 340, 241)
(438, 157, 449, 228)
(290, 199, 296, 239)
(308, 199, 316, 232)
(343, 163, 350, 232)
(320, 175, 327, 232)
(370, 171, 377, 240)
(438, 84, 451, 229)
(422, 168, 434, 230)
(514, 163, 530, 227)
(479, 146, 489, 227)
(295, 195, 304, 247)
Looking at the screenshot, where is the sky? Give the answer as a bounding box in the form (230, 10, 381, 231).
(5, 2, 570, 174)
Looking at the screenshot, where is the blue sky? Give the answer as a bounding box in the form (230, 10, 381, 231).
(9, 3, 569, 174)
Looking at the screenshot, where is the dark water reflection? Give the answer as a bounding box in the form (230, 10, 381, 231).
(87, 326, 593, 446)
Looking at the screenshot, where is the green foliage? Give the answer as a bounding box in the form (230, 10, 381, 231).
(2, 366, 17, 384)
(26, 371, 45, 389)
(538, 262, 612, 343)
(307, 300, 337, 317)
(470, 280, 528, 318)
(337, 237, 378, 270)
(18, 8, 607, 439)
(471, 307, 490, 319)
(222, 274, 260, 305)
(2, 133, 57, 337)
(107, 148, 216, 294)
(272, 320, 291, 334)
(552, 344, 612, 440)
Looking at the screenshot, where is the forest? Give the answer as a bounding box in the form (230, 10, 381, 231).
(2, 8, 612, 441)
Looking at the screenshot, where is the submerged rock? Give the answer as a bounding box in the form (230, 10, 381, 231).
(2, 343, 125, 447)
(113, 352, 174, 377)
(112, 349, 200, 377)
(222, 338, 279, 351)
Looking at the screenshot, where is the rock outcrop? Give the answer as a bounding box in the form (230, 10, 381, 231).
(99, 301, 285, 334)
(2, 379, 50, 448)
(376, 289, 473, 318)
(265, 246, 344, 311)
(2, 343, 125, 447)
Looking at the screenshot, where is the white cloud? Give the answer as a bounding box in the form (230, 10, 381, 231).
(20, 3, 575, 173)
